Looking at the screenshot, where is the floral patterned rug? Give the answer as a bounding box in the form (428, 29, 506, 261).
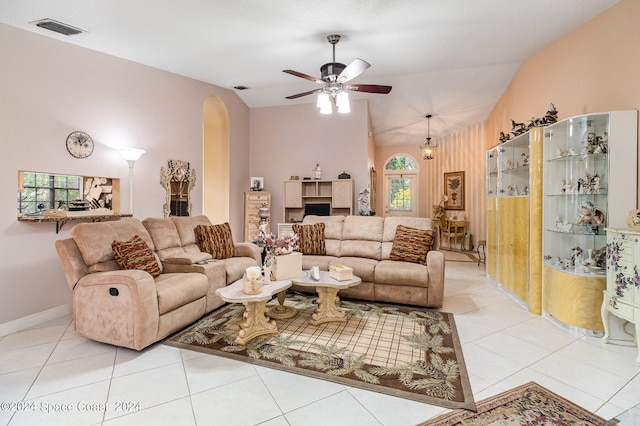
(420, 381, 612, 426)
(165, 294, 476, 411)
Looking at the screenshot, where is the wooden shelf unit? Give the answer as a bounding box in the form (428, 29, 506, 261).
(283, 179, 353, 223)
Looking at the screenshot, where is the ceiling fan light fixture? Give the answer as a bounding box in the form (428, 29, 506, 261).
(317, 93, 332, 114)
(336, 91, 350, 113)
(419, 114, 437, 160)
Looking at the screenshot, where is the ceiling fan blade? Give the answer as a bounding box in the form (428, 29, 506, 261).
(346, 84, 392, 94)
(337, 59, 370, 83)
(285, 89, 322, 99)
(283, 69, 323, 84)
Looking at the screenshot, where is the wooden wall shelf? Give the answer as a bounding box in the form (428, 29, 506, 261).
(18, 213, 133, 233)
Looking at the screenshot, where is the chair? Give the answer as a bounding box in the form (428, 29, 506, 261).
(441, 216, 466, 251)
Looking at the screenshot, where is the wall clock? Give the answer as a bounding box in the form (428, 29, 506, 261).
(66, 131, 94, 159)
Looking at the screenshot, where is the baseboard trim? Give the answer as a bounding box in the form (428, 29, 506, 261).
(0, 304, 72, 337)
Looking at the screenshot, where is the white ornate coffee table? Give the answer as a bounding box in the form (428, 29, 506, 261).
(292, 270, 361, 326)
(216, 279, 292, 345)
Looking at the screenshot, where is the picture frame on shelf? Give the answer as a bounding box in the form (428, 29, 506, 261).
(250, 177, 264, 191)
(444, 171, 465, 210)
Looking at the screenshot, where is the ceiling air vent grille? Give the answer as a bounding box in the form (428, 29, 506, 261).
(31, 19, 83, 36)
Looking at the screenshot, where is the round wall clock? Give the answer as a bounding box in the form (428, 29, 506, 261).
(66, 131, 94, 159)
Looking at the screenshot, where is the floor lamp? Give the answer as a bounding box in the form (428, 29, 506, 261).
(118, 148, 146, 216)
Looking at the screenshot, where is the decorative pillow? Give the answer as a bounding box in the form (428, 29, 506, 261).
(195, 222, 236, 259)
(389, 225, 434, 265)
(292, 223, 326, 255)
(111, 235, 161, 278)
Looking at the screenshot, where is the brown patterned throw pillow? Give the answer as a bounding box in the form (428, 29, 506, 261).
(389, 225, 434, 265)
(292, 223, 326, 255)
(111, 235, 161, 278)
(195, 222, 236, 259)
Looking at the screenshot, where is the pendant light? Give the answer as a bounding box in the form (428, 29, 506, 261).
(419, 114, 437, 160)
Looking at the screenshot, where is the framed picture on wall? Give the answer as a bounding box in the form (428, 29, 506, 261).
(444, 171, 465, 210)
(250, 177, 264, 191)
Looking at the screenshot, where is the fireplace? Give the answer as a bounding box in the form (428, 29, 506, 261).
(304, 203, 330, 217)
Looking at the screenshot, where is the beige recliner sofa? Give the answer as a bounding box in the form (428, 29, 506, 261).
(55, 216, 260, 350)
(293, 215, 445, 308)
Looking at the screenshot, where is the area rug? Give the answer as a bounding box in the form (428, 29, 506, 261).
(165, 294, 476, 411)
(419, 381, 612, 426)
(442, 250, 479, 263)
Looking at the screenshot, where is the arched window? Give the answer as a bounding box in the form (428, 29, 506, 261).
(383, 155, 419, 217)
(385, 156, 417, 171)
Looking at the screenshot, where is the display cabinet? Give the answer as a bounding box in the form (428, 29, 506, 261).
(497, 132, 530, 198)
(485, 146, 498, 280)
(486, 128, 542, 313)
(542, 111, 637, 331)
(602, 228, 640, 365)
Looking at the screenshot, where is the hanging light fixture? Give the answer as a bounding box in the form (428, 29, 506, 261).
(317, 92, 332, 114)
(336, 91, 350, 113)
(316, 88, 351, 115)
(419, 114, 437, 160)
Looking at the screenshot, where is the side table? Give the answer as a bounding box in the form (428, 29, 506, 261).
(216, 279, 291, 345)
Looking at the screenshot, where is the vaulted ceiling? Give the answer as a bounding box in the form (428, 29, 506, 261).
(0, 0, 619, 145)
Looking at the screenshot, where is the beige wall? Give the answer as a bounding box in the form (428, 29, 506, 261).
(249, 100, 370, 224)
(486, 0, 640, 203)
(0, 23, 250, 326)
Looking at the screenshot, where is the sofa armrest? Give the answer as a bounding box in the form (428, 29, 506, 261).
(426, 250, 445, 308)
(235, 242, 261, 264)
(73, 269, 160, 350)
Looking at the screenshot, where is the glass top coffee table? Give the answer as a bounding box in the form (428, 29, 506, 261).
(292, 270, 362, 326)
(216, 278, 292, 345)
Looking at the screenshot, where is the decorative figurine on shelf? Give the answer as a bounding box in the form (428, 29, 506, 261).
(576, 201, 605, 225)
(520, 152, 529, 166)
(510, 119, 527, 137)
(313, 163, 322, 180)
(499, 131, 511, 143)
(543, 103, 558, 125)
(593, 246, 607, 268)
(592, 173, 601, 194)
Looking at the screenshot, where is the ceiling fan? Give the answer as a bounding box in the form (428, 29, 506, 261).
(283, 34, 392, 113)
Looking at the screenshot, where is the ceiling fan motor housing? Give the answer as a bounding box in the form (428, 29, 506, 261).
(320, 62, 346, 81)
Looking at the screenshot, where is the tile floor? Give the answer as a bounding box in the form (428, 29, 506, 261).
(1, 260, 639, 425)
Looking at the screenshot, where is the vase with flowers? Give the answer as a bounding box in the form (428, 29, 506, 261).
(432, 194, 449, 219)
(252, 232, 299, 283)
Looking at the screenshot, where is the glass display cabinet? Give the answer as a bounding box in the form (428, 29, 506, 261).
(486, 146, 498, 280)
(497, 132, 530, 198)
(486, 128, 543, 313)
(542, 111, 637, 331)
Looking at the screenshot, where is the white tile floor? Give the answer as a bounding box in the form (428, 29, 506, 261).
(1, 261, 639, 425)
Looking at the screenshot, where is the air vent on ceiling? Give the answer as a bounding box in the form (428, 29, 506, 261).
(233, 86, 249, 90)
(31, 19, 84, 36)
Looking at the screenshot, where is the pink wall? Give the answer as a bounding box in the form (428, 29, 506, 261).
(250, 100, 370, 224)
(0, 23, 250, 326)
(486, 0, 640, 203)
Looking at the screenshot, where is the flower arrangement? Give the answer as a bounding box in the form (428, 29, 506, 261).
(253, 232, 299, 266)
(432, 194, 448, 219)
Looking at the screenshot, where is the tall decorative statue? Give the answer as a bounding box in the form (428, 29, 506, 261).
(313, 163, 322, 180)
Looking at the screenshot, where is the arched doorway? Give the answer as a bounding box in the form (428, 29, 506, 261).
(382, 154, 419, 217)
(202, 95, 230, 222)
